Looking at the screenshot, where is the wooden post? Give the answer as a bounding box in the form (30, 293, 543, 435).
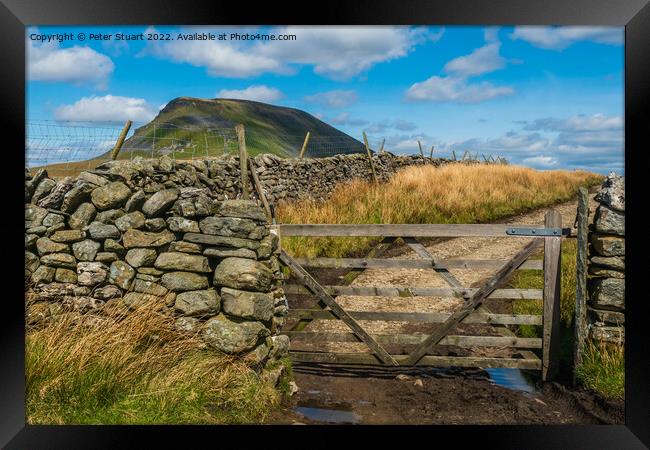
(429, 145, 434, 158)
(235, 124, 249, 200)
(379, 138, 385, 154)
(362, 132, 378, 184)
(110, 120, 132, 160)
(452, 150, 457, 161)
(573, 187, 589, 384)
(542, 209, 562, 381)
(461, 150, 469, 160)
(418, 140, 424, 157)
(299, 131, 311, 159)
(248, 158, 273, 221)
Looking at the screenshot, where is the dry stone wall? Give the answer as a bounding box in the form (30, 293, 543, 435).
(587, 174, 625, 343)
(23, 152, 453, 373)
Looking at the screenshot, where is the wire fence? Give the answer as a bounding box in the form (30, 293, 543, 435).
(26, 120, 507, 177)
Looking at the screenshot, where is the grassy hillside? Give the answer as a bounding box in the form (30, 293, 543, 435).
(117, 97, 365, 159)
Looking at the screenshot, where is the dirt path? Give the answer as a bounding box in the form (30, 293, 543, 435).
(267, 192, 623, 425)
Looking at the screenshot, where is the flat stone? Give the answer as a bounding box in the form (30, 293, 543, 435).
(590, 325, 624, 343)
(174, 289, 220, 316)
(37, 177, 74, 209)
(256, 232, 278, 259)
(95, 209, 125, 224)
(68, 202, 97, 229)
(76, 261, 109, 286)
(590, 234, 625, 256)
(221, 287, 274, 321)
(136, 273, 159, 282)
(588, 266, 624, 279)
(217, 200, 268, 222)
(123, 292, 163, 310)
(115, 211, 146, 232)
(137, 266, 165, 276)
(133, 279, 169, 296)
(54, 268, 77, 283)
(184, 233, 260, 250)
(144, 218, 167, 231)
(25, 234, 38, 250)
(91, 181, 132, 210)
(26, 225, 47, 236)
(108, 260, 135, 290)
(214, 257, 274, 292)
(201, 314, 270, 354)
(594, 173, 624, 212)
(40, 253, 76, 269)
(31, 265, 55, 284)
(72, 239, 101, 261)
(169, 241, 202, 254)
(31, 178, 57, 204)
(42, 213, 65, 228)
(77, 171, 109, 187)
(93, 285, 123, 300)
(588, 307, 625, 326)
(154, 252, 211, 273)
(33, 282, 76, 300)
(142, 189, 179, 217)
(199, 216, 267, 240)
(167, 216, 200, 233)
(95, 252, 119, 263)
(204, 247, 257, 259)
(594, 204, 624, 236)
(589, 277, 624, 311)
(36, 237, 69, 256)
(160, 271, 209, 292)
(124, 189, 146, 212)
(125, 248, 158, 267)
(590, 255, 624, 271)
(123, 229, 175, 248)
(175, 317, 200, 333)
(25, 251, 40, 273)
(61, 181, 96, 213)
(88, 221, 120, 240)
(171, 195, 215, 218)
(25, 205, 48, 225)
(104, 239, 125, 255)
(50, 229, 86, 243)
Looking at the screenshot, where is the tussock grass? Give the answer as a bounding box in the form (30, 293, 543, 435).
(575, 340, 625, 400)
(277, 164, 601, 257)
(26, 298, 280, 424)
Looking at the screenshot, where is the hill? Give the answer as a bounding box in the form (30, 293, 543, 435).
(117, 97, 366, 159)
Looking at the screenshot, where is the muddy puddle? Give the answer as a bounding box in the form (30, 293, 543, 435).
(486, 368, 539, 394)
(294, 406, 361, 424)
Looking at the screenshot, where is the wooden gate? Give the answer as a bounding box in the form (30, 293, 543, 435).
(276, 210, 568, 381)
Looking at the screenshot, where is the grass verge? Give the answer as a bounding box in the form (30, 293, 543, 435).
(26, 297, 281, 424)
(277, 163, 602, 258)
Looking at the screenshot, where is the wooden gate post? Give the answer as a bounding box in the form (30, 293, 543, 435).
(235, 124, 249, 200)
(110, 120, 132, 160)
(573, 187, 589, 384)
(542, 209, 562, 381)
(299, 131, 311, 159)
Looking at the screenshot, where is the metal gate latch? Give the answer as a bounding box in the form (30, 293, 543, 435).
(505, 227, 570, 236)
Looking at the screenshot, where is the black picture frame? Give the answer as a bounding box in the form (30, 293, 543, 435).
(2, 0, 648, 447)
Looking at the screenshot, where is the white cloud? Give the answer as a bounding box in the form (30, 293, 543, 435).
(329, 112, 369, 127)
(216, 85, 283, 103)
(144, 26, 434, 80)
(304, 90, 359, 108)
(405, 76, 514, 103)
(365, 119, 418, 134)
(443, 42, 506, 77)
(54, 95, 158, 122)
(523, 113, 623, 132)
(27, 38, 114, 87)
(522, 155, 559, 168)
(510, 26, 623, 50)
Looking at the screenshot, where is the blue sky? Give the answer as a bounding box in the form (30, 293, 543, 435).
(26, 25, 624, 173)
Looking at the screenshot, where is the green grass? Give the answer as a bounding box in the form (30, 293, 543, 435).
(26, 298, 285, 424)
(510, 239, 625, 400)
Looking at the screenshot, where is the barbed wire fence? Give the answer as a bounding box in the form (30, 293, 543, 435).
(26, 120, 507, 177)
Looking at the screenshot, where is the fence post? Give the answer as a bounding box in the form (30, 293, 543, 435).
(417, 140, 424, 157)
(235, 124, 249, 200)
(299, 131, 311, 159)
(452, 150, 457, 161)
(379, 138, 385, 154)
(362, 132, 378, 184)
(573, 187, 589, 384)
(110, 120, 132, 160)
(429, 145, 434, 158)
(542, 209, 562, 381)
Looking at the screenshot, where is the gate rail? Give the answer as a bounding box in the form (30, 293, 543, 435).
(275, 211, 566, 381)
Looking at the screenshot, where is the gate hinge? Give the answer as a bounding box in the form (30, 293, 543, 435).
(505, 227, 571, 237)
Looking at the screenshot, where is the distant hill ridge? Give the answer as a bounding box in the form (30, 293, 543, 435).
(119, 97, 366, 158)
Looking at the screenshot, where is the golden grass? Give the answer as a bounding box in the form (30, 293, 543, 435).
(26, 297, 280, 424)
(277, 163, 602, 257)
